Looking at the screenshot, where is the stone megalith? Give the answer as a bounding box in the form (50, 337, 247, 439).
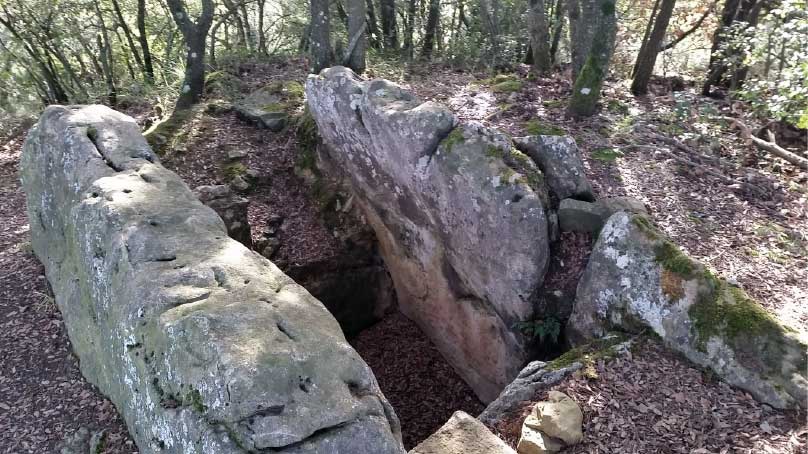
(568, 212, 808, 409)
(20, 105, 405, 453)
(306, 67, 550, 402)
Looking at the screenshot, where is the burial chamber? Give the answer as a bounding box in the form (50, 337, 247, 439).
(20, 105, 405, 453)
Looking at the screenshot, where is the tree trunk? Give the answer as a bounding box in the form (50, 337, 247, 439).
(403, 0, 416, 58)
(567, 0, 617, 118)
(380, 0, 399, 50)
(528, 0, 552, 73)
(258, 0, 268, 54)
(549, 0, 565, 63)
(111, 0, 146, 79)
(631, 0, 676, 95)
(137, 0, 155, 83)
(702, 0, 744, 95)
(421, 0, 441, 58)
(478, 0, 502, 66)
(567, 0, 604, 80)
(346, 0, 368, 72)
(633, 0, 661, 76)
(167, 0, 214, 110)
(366, 0, 382, 48)
(93, 2, 117, 106)
(310, 0, 332, 72)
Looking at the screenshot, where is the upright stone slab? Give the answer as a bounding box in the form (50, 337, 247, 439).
(306, 67, 550, 402)
(569, 212, 808, 409)
(21, 105, 405, 453)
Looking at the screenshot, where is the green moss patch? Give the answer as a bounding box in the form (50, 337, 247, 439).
(480, 74, 523, 93)
(591, 147, 623, 162)
(223, 162, 248, 180)
(654, 240, 699, 280)
(547, 334, 627, 371)
(441, 128, 466, 152)
(523, 120, 565, 136)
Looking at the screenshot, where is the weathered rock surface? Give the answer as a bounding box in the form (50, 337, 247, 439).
(513, 135, 593, 201)
(517, 427, 562, 454)
(568, 212, 808, 409)
(478, 361, 581, 428)
(306, 67, 550, 402)
(522, 391, 582, 446)
(479, 335, 630, 427)
(193, 184, 252, 247)
(21, 105, 405, 453)
(557, 196, 647, 233)
(235, 81, 304, 131)
(409, 411, 515, 454)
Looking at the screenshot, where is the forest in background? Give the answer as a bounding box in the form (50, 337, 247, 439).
(0, 0, 805, 135)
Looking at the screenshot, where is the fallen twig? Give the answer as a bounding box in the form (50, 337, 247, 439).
(721, 116, 808, 169)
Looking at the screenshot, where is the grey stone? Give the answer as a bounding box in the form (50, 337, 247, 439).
(307, 67, 550, 402)
(21, 105, 405, 453)
(193, 185, 252, 247)
(514, 135, 593, 201)
(235, 88, 289, 131)
(409, 411, 515, 454)
(229, 175, 250, 193)
(478, 362, 581, 428)
(227, 149, 248, 160)
(557, 196, 647, 234)
(568, 211, 808, 409)
(260, 237, 282, 258)
(557, 199, 603, 234)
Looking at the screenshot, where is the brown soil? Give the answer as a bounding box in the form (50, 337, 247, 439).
(493, 339, 807, 453)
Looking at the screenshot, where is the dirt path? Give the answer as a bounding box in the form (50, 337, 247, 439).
(0, 130, 135, 453)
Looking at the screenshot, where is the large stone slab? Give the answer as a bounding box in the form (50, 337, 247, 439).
(306, 67, 550, 402)
(409, 411, 515, 454)
(20, 105, 405, 453)
(568, 212, 808, 409)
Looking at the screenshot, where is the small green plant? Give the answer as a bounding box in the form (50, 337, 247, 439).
(606, 99, 630, 114)
(514, 317, 561, 343)
(523, 119, 565, 136)
(591, 147, 623, 162)
(223, 162, 247, 180)
(481, 74, 523, 93)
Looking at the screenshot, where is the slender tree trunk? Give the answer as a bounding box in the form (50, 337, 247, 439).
(380, 0, 399, 49)
(403, 0, 416, 57)
(478, 0, 502, 66)
(111, 0, 146, 78)
(549, 0, 565, 63)
(366, 0, 382, 48)
(633, 0, 661, 76)
(137, 0, 155, 83)
(258, 0, 268, 54)
(240, 2, 254, 51)
(310, 0, 332, 72)
(167, 0, 214, 110)
(93, 2, 117, 106)
(421, 0, 441, 58)
(346, 0, 368, 71)
(567, 0, 617, 117)
(114, 27, 138, 81)
(631, 0, 676, 95)
(527, 0, 552, 73)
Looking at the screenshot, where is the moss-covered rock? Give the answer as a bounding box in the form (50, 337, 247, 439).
(568, 211, 807, 409)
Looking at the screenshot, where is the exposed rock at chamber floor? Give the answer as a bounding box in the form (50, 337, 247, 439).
(21, 105, 405, 454)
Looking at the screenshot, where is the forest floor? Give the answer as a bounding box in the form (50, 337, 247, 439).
(0, 57, 806, 453)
